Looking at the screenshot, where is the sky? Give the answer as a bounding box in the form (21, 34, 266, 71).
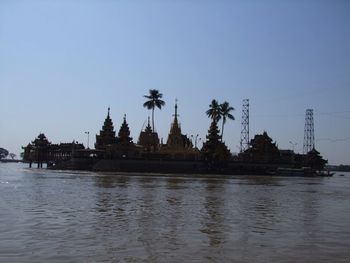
(1, 0, 350, 165)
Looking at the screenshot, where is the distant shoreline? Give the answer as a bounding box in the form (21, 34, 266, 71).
(0, 159, 23, 163)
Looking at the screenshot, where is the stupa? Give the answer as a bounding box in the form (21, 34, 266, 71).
(95, 107, 117, 150)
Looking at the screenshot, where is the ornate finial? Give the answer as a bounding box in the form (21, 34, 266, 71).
(147, 116, 151, 126)
(173, 98, 179, 119)
(107, 106, 110, 116)
(124, 114, 126, 121)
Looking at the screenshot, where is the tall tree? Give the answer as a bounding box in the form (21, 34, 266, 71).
(206, 99, 221, 122)
(0, 147, 9, 159)
(219, 101, 235, 141)
(143, 89, 165, 132)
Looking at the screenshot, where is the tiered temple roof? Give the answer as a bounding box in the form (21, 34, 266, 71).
(166, 102, 182, 147)
(163, 101, 192, 151)
(95, 107, 117, 150)
(138, 117, 160, 152)
(118, 114, 133, 146)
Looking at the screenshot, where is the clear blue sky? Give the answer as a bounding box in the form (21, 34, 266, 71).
(1, 0, 349, 165)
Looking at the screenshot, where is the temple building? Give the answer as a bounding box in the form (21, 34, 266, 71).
(95, 107, 118, 150)
(138, 117, 160, 152)
(114, 115, 138, 157)
(166, 102, 188, 148)
(96, 113, 139, 159)
(160, 101, 198, 160)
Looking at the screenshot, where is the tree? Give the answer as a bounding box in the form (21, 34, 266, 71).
(0, 148, 9, 159)
(143, 89, 165, 132)
(9, 153, 16, 159)
(219, 101, 235, 141)
(206, 99, 221, 122)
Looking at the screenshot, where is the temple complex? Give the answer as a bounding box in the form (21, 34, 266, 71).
(94, 102, 198, 160)
(21, 101, 329, 175)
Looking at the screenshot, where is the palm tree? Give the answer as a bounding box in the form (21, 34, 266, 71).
(219, 101, 235, 141)
(206, 99, 221, 122)
(143, 89, 165, 132)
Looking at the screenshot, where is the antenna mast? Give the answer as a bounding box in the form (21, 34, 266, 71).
(303, 109, 315, 154)
(240, 99, 250, 153)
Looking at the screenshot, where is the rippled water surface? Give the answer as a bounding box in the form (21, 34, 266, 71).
(1, 163, 350, 262)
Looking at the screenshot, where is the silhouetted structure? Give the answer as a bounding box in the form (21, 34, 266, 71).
(240, 99, 250, 152)
(31, 133, 50, 168)
(160, 101, 197, 160)
(110, 115, 139, 158)
(201, 119, 231, 167)
(239, 131, 280, 163)
(138, 117, 160, 152)
(22, 134, 85, 168)
(305, 148, 327, 171)
(303, 109, 315, 154)
(21, 93, 330, 176)
(95, 107, 118, 150)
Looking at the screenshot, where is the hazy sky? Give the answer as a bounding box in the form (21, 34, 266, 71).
(1, 0, 350, 165)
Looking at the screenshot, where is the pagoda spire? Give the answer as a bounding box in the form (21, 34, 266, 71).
(137, 115, 160, 151)
(95, 107, 117, 149)
(166, 99, 184, 147)
(118, 114, 133, 145)
(173, 98, 179, 123)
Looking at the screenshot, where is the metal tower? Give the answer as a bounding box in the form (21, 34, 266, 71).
(303, 109, 315, 154)
(240, 99, 250, 152)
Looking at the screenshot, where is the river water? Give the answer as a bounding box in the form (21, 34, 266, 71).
(0, 162, 349, 262)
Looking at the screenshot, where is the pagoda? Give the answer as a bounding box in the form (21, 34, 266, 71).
(201, 119, 230, 166)
(138, 117, 160, 152)
(34, 133, 51, 168)
(106, 114, 138, 158)
(117, 114, 133, 146)
(166, 101, 189, 149)
(160, 100, 196, 159)
(95, 107, 117, 150)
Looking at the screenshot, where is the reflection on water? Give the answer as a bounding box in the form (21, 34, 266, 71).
(1, 163, 350, 262)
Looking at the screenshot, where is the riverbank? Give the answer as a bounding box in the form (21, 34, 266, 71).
(0, 159, 23, 163)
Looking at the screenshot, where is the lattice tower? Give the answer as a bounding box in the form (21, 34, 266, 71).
(240, 99, 250, 152)
(303, 109, 315, 154)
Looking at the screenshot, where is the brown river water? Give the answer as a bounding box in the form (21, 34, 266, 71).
(1, 162, 349, 262)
